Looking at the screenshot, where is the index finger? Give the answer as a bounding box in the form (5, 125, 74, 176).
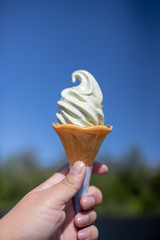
(92, 162, 109, 175)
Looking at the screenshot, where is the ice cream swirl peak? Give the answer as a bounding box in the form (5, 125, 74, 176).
(56, 70, 104, 127)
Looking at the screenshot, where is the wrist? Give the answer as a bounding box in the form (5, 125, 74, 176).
(0, 216, 13, 240)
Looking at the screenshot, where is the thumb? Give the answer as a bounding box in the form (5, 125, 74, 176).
(51, 161, 86, 206)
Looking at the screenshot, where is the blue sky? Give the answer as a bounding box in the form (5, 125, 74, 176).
(1, 0, 160, 166)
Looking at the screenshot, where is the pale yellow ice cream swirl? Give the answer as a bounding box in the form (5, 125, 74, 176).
(56, 70, 104, 127)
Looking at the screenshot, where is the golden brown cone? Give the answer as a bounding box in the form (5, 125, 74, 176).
(52, 123, 113, 166)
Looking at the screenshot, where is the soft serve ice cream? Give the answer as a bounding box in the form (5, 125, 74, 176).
(56, 70, 104, 127)
(53, 70, 112, 213)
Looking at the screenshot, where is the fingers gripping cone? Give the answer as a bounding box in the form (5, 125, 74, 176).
(52, 123, 113, 213)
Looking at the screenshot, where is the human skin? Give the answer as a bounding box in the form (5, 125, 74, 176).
(0, 161, 108, 240)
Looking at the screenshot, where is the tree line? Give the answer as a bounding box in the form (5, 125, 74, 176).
(0, 146, 160, 217)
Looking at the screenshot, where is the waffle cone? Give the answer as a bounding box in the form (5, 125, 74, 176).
(52, 123, 113, 167)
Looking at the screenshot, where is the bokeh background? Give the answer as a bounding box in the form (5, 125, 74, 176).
(1, 0, 160, 239)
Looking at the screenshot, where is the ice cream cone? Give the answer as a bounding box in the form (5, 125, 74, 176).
(52, 123, 113, 166)
(52, 123, 113, 213)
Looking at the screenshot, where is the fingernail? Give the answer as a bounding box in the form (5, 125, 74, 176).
(83, 196, 95, 208)
(77, 215, 89, 226)
(70, 161, 85, 176)
(78, 229, 89, 240)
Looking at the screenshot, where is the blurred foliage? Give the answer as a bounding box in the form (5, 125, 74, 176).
(0, 147, 160, 217)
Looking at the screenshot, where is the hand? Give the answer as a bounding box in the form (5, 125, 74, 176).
(0, 161, 108, 240)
